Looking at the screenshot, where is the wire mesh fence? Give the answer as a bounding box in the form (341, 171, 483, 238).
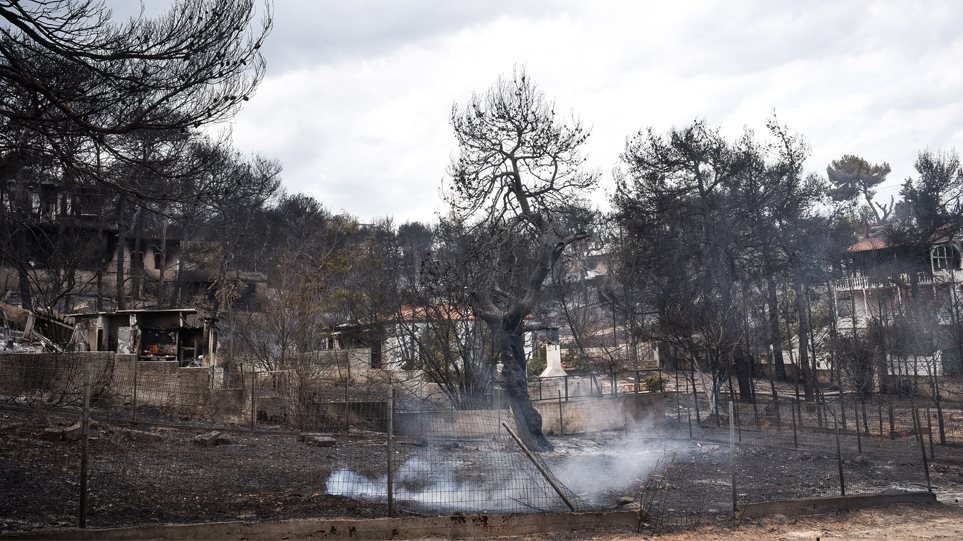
(2, 354, 961, 535)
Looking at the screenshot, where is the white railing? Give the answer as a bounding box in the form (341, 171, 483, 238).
(834, 270, 960, 291)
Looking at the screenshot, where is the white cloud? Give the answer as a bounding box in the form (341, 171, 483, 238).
(225, 0, 963, 222)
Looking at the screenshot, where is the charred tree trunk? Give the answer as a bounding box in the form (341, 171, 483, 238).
(115, 196, 127, 310)
(158, 215, 169, 307)
(824, 276, 841, 388)
(130, 206, 145, 303)
(875, 291, 892, 394)
(14, 224, 31, 310)
(493, 321, 548, 450)
(172, 229, 190, 306)
(793, 271, 815, 400)
(471, 229, 585, 452)
(12, 168, 32, 310)
(766, 276, 787, 379)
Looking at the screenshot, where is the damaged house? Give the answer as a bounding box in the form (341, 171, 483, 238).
(69, 308, 217, 367)
(0, 177, 267, 312)
(322, 305, 487, 372)
(833, 226, 963, 376)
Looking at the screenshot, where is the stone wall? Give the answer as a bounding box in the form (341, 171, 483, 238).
(0, 352, 114, 407)
(109, 356, 212, 414)
(0, 352, 212, 415)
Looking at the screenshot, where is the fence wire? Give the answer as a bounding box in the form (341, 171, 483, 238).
(2, 355, 960, 535)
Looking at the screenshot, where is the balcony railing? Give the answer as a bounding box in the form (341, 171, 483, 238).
(834, 270, 960, 290)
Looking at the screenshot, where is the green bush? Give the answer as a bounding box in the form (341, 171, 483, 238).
(527, 346, 547, 377)
(644, 375, 665, 392)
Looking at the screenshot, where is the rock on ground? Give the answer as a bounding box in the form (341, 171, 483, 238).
(192, 430, 232, 446)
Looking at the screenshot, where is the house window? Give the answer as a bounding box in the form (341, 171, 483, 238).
(154, 252, 163, 270)
(932, 245, 950, 272)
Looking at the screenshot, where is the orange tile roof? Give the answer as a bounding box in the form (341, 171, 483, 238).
(847, 237, 892, 253)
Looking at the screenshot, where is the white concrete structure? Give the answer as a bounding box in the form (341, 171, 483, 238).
(539, 343, 567, 377)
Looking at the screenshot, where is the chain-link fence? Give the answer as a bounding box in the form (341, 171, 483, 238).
(2, 354, 959, 535)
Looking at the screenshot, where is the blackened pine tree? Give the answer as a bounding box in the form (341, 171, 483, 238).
(0, 0, 269, 136)
(826, 155, 893, 224)
(894, 150, 963, 407)
(444, 69, 597, 450)
(616, 121, 752, 408)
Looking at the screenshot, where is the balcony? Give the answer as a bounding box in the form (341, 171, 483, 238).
(834, 271, 960, 291)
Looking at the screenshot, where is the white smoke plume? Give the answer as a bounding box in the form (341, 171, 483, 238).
(326, 457, 559, 512)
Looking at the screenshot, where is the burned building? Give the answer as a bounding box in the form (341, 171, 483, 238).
(68, 308, 217, 367)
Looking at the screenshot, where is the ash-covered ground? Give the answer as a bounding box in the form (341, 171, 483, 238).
(3, 406, 962, 533)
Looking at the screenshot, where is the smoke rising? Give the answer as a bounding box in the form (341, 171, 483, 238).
(325, 408, 679, 511)
(326, 457, 560, 512)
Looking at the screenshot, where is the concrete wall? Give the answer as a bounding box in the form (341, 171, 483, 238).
(624, 392, 666, 425)
(291, 349, 376, 377)
(0, 352, 670, 436)
(535, 393, 667, 435)
(536, 395, 626, 435)
(394, 409, 511, 438)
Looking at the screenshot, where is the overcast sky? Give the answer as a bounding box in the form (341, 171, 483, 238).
(152, 1, 963, 223)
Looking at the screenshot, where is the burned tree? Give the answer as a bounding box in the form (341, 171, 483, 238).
(0, 0, 271, 194)
(445, 69, 597, 450)
(0, 0, 272, 310)
(827, 155, 893, 224)
(616, 121, 753, 406)
(0, 0, 269, 137)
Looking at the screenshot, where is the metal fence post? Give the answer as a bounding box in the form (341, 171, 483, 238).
(888, 399, 896, 440)
(773, 390, 782, 431)
(912, 407, 932, 493)
(878, 403, 884, 437)
(752, 399, 761, 431)
(832, 404, 845, 496)
(853, 402, 869, 455)
(687, 394, 693, 439)
(557, 390, 564, 436)
(249, 369, 257, 431)
(692, 390, 701, 428)
(816, 396, 824, 429)
(79, 357, 91, 529)
(343, 363, 351, 434)
(839, 393, 847, 431)
(495, 387, 501, 437)
(796, 400, 804, 432)
(790, 399, 798, 449)
(729, 401, 737, 524)
(386, 385, 394, 516)
(131, 356, 138, 423)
